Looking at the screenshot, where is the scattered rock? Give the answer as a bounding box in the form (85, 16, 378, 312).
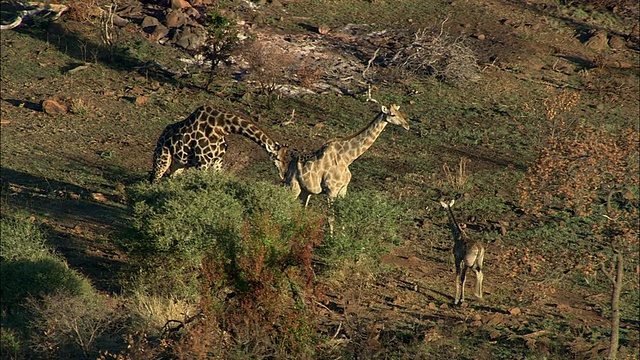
(428, 302, 437, 310)
(112, 14, 129, 27)
(584, 30, 608, 51)
(485, 313, 504, 326)
(141, 16, 161, 33)
(471, 320, 483, 327)
(489, 330, 501, 339)
(42, 99, 67, 116)
(317, 24, 331, 35)
(169, 0, 191, 9)
(472, 314, 482, 321)
(608, 35, 626, 50)
(184, 6, 200, 19)
(135, 95, 149, 105)
(92, 192, 108, 203)
(509, 307, 521, 316)
(439, 303, 448, 309)
(151, 23, 170, 41)
(165, 9, 187, 28)
(476, 33, 486, 40)
(173, 25, 207, 50)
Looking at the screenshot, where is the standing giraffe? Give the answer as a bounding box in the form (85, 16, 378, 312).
(150, 105, 288, 183)
(282, 104, 409, 226)
(440, 199, 485, 305)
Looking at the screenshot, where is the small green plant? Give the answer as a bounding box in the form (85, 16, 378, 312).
(320, 190, 405, 267)
(100, 150, 116, 160)
(0, 327, 23, 360)
(0, 214, 51, 262)
(200, 9, 239, 91)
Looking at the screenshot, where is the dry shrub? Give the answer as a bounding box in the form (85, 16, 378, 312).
(29, 292, 120, 360)
(124, 291, 197, 337)
(518, 124, 639, 217)
(66, 0, 104, 23)
(296, 62, 322, 89)
(386, 26, 481, 85)
(242, 40, 296, 102)
(442, 157, 470, 191)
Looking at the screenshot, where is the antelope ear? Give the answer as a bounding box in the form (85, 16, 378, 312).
(449, 199, 455, 207)
(391, 104, 400, 111)
(439, 200, 449, 208)
(381, 105, 389, 114)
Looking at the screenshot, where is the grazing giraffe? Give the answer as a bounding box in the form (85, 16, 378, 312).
(440, 199, 485, 305)
(281, 103, 409, 229)
(150, 105, 287, 183)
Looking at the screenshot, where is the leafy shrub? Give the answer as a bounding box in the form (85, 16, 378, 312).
(121, 171, 326, 358)
(320, 190, 406, 266)
(126, 171, 301, 261)
(0, 214, 94, 311)
(123, 171, 311, 299)
(519, 124, 638, 217)
(161, 211, 325, 359)
(1, 257, 94, 310)
(0, 214, 52, 262)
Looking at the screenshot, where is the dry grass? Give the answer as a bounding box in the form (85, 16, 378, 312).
(124, 291, 198, 337)
(442, 157, 470, 191)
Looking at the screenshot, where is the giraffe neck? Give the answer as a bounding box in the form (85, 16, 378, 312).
(446, 206, 465, 242)
(335, 112, 387, 165)
(223, 116, 279, 157)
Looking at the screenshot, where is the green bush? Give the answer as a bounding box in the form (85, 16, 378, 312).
(126, 171, 301, 261)
(121, 171, 326, 358)
(320, 190, 406, 266)
(1, 257, 94, 310)
(0, 214, 94, 311)
(123, 171, 309, 299)
(0, 214, 52, 262)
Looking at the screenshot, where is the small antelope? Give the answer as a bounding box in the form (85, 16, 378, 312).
(440, 199, 484, 305)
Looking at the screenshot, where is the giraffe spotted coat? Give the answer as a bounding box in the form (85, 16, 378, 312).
(150, 105, 286, 182)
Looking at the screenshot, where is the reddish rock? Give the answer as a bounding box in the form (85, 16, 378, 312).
(135, 96, 149, 105)
(169, 0, 191, 9)
(42, 99, 67, 116)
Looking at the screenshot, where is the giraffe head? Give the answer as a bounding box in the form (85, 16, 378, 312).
(269, 142, 292, 181)
(381, 104, 410, 131)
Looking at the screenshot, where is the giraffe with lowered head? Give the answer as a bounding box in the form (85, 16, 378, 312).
(282, 103, 410, 218)
(440, 198, 485, 305)
(150, 105, 288, 183)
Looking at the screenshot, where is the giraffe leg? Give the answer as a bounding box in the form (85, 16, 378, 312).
(454, 262, 462, 305)
(474, 268, 483, 299)
(150, 146, 172, 182)
(475, 249, 485, 299)
(459, 266, 468, 305)
(299, 190, 311, 207)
